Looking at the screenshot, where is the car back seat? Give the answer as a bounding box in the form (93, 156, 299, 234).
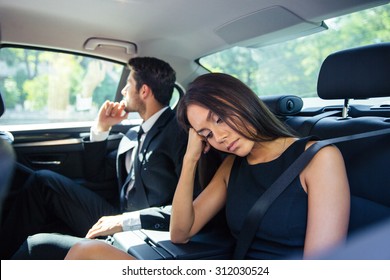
(288, 43, 390, 235)
(287, 43, 390, 139)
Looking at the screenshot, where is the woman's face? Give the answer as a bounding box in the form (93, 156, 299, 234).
(187, 104, 255, 157)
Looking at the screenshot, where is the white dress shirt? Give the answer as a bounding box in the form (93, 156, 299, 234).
(90, 106, 169, 231)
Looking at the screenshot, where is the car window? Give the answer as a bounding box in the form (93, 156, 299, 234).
(0, 47, 125, 129)
(199, 4, 390, 109)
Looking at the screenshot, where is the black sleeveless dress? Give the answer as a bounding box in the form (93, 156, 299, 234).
(226, 137, 311, 259)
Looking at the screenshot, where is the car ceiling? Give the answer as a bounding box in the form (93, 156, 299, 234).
(0, 0, 388, 86)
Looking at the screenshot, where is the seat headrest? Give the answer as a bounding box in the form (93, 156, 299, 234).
(317, 43, 390, 100)
(261, 95, 303, 116)
(0, 91, 4, 118)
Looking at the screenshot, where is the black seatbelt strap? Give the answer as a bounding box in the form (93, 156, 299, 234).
(233, 127, 390, 259)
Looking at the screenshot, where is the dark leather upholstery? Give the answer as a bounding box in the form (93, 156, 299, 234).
(293, 43, 390, 235)
(261, 95, 303, 116)
(317, 43, 390, 100)
(0, 92, 15, 220)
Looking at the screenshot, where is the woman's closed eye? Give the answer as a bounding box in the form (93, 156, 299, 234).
(198, 129, 213, 139)
(205, 130, 213, 139)
(197, 114, 223, 139)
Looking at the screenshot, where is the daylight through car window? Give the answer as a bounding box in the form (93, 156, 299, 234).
(0, 48, 124, 127)
(199, 4, 390, 108)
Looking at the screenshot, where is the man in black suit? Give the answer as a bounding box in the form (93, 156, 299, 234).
(0, 57, 190, 259)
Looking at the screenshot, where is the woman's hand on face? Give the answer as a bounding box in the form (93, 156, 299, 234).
(185, 128, 211, 161)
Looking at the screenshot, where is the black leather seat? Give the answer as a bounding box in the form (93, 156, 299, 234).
(288, 43, 390, 235)
(0, 91, 16, 221)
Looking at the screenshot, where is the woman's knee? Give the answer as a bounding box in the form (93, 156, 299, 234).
(65, 240, 104, 260)
(65, 240, 135, 260)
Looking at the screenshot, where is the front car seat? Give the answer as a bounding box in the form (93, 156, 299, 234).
(0, 91, 16, 221)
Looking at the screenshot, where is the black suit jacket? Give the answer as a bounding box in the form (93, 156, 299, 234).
(82, 108, 188, 228)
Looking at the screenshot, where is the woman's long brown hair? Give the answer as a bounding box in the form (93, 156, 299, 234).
(177, 73, 296, 142)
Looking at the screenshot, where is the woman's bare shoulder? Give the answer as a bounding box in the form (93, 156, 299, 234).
(214, 154, 236, 187)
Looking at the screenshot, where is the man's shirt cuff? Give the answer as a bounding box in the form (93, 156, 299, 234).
(121, 211, 142, 231)
(90, 125, 110, 142)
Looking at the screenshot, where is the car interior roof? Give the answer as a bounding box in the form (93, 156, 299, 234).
(0, 0, 388, 86)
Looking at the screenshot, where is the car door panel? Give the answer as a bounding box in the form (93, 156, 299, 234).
(8, 124, 133, 203)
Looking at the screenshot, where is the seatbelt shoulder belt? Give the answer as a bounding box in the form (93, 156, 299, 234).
(233, 127, 390, 259)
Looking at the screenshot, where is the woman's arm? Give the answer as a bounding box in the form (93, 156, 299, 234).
(302, 145, 350, 258)
(170, 128, 233, 243)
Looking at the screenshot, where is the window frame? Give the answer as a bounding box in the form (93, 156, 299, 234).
(0, 44, 130, 131)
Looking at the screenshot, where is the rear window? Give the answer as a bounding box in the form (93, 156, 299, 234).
(199, 4, 390, 109)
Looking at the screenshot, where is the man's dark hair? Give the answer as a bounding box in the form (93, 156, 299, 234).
(128, 57, 176, 106)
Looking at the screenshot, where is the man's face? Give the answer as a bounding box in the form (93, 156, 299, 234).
(121, 71, 145, 114)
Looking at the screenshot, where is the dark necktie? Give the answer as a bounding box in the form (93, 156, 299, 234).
(119, 126, 144, 211)
(137, 126, 144, 148)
